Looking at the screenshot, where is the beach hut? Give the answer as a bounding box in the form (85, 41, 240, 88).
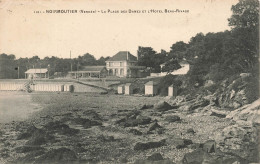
(117, 84, 125, 94)
(145, 81, 158, 96)
(124, 83, 133, 95)
(168, 84, 178, 97)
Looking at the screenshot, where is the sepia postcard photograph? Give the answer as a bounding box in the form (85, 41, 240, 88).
(0, 0, 259, 163)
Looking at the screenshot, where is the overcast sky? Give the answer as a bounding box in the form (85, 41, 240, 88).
(0, 0, 238, 59)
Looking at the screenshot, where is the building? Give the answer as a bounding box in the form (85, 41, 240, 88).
(124, 83, 133, 95)
(117, 84, 124, 94)
(171, 60, 190, 75)
(145, 81, 158, 96)
(68, 66, 108, 78)
(105, 51, 146, 78)
(25, 68, 48, 79)
(168, 84, 178, 97)
(150, 59, 190, 77)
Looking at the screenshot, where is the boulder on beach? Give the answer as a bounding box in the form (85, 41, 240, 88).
(35, 148, 77, 163)
(154, 101, 174, 112)
(148, 121, 162, 132)
(129, 129, 143, 135)
(134, 153, 175, 164)
(134, 139, 166, 151)
(147, 153, 164, 161)
(167, 137, 193, 149)
(164, 115, 181, 123)
(119, 115, 152, 127)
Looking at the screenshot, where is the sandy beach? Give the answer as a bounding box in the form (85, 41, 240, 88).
(0, 92, 43, 123)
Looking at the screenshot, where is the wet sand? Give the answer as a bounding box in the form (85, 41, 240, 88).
(0, 92, 42, 123)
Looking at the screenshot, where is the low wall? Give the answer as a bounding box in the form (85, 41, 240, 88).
(0, 83, 24, 91)
(0, 82, 73, 92)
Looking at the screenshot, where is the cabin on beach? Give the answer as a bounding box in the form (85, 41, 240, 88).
(25, 68, 48, 79)
(145, 81, 158, 96)
(68, 66, 108, 79)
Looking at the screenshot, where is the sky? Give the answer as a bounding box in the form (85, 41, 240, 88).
(0, 0, 238, 59)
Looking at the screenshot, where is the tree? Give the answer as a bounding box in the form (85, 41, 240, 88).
(161, 59, 181, 73)
(168, 41, 188, 60)
(228, 0, 259, 72)
(97, 56, 109, 65)
(137, 46, 156, 67)
(0, 54, 17, 78)
(228, 0, 259, 29)
(77, 53, 97, 66)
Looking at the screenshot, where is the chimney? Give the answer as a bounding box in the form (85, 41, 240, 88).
(127, 51, 129, 60)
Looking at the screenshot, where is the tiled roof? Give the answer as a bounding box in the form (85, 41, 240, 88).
(107, 51, 137, 61)
(80, 66, 106, 72)
(145, 81, 158, 85)
(25, 68, 48, 74)
(125, 83, 132, 86)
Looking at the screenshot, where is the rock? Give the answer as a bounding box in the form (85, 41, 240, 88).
(189, 99, 210, 111)
(15, 146, 45, 153)
(182, 149, 220, 164)
(186, 128, 195, 134)
(148, 122, 162, 132)
(136, 115, 152, 124)
(210, 112, 226, 118)
(226, 99, 260, 124)
(140, 104, 154, 110)
(17, 125, 38, 140)
(74, 117, 102, 129)
(210, 107, 230, 117)
(147, 153, 164, 161)
(165, 115, 181, 122)
(154, 101, 173, 112)
(168, 137, 193, 149)
(18, 150, 45, 163)
(214, 123, 258, 162)
(120, 115, 152, 127)
(182, 149, 206, 164)
(202, 140, 216, 153)
(188, 143, 203, 149)
(204, 94, 217, 106)
(82, 110, 103, 121)
(205, 80, 214, 87)
(25, 128, 55, 146)
(129, 129, 142, 135)
(120, 157, 128, 163)
(97, 135, 115, 142)
(43, 121, 80, 135)
(35, 148, 77, 163)
(240, 73, 251, 79)
(172, 96, 186, 105)
(150, 112, 162, 117)
(176, 139, 193, 149)
(134, 159, 175, 164)
(214, 125, 247, 149)
(134, 139, 166, 151)
(233, 101, 242, 109)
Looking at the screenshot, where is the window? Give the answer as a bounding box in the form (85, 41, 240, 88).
(120, 69, 124, 75)
(120, 62, 123, 66)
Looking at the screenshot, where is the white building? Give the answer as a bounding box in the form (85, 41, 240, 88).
(105, 51, 146, 78)
(25, 68, 48, 79)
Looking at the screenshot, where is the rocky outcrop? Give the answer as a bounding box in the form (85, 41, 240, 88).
(226, 98, 260, 124)
(213, 99, 260, 163)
